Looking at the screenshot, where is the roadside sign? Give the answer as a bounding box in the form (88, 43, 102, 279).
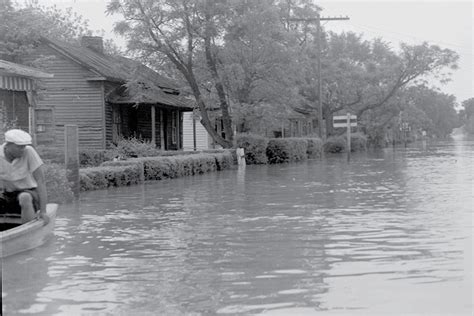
(332, 113, 357, 162)
(333, 115, 357, 128)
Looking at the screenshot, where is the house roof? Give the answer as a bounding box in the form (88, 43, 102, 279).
(43, 37, 193, 110)
(0, 59, 54, 78)
(107, 84, 194, 110)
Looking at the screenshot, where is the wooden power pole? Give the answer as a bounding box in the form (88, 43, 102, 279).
(289, 14, 349, 140)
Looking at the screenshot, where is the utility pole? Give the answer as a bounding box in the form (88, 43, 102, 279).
(289, 14, 349, 140)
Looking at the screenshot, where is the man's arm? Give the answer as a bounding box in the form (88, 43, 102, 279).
(32, 165, 48, 223)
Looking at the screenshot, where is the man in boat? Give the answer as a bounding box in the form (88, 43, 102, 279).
(0, 129, 49, 224)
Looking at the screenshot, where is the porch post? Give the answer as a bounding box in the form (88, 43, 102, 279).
(160, 109, 165, 150)
(151, 105, 156, 145)
(177, 111, 181, 149)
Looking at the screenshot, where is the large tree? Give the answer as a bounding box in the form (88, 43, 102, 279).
(219, 1, 319, 134)
(107, 0, 237, 148)
(460, 98, 474, 135)
(107, 0, 326, 146)
(0, 1, 121, 63)
(295, 31, 459, 137)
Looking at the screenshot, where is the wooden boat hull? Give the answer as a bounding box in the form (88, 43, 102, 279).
(0, 203, 58, 258)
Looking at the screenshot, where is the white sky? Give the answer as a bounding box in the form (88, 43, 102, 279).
(28, 0, 473, 104)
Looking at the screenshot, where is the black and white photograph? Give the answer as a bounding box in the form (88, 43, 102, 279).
(0, 0, 473, 315)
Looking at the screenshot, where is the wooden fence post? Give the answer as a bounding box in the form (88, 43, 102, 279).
(65, 125, 79, 198)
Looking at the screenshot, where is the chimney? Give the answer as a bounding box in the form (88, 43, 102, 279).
(81, 36, 104, 54)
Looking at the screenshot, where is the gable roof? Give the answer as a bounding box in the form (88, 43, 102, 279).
(43, 37, 193, 110)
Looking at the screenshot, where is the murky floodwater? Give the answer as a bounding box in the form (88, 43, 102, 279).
(2, 138, 473, 315)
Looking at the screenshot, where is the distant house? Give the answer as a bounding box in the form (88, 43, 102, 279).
(19, 36, 193, 150)
(0, 59, 54, 143)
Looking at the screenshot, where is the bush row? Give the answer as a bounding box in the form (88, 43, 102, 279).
(79, 151, 235, 191)
(43, 163, 75, 204)
(235, 133, 366, 164)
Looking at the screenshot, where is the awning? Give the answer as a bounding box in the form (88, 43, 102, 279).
(0, 75, 35, 91)
(0, 59, 53, 91)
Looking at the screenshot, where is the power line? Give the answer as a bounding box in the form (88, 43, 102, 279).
(328, 22, 473, 54)
(288, 15, 350, 139)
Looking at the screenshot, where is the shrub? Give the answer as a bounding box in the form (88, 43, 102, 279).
(83, 151, 235, 191)
(79, 149, 108, 167)
(324, 136, 347, 153)
(142, 154, 218, 180)
(305, 137, 323, 158)
(235, 133, 268, 164)
(107, 137, 161, 159)
(266, 139, 291, 163)
(350, 132, 367, 152)
(80, 164, 143, 191)
(289, 138, 309, 161)
(266, 138, 308, 163)
(43, 163, 75, 203)
(213, 151, 235, 170)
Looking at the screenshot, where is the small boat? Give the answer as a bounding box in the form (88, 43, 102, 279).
(0, 203, 58, 257)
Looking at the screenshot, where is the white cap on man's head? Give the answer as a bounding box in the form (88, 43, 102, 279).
(4, 129, 32, 145)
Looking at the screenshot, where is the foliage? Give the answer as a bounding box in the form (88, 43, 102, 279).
(106, 137, 162, 159)
(79, 150, 108, 167)
(350, 132, 367, 152)
(107, 0, 236, 148)
(0, 1, 91, 61)
(305, 137, 323, 158)
(80, 164, 143, 191)
(80, 151, 234, 191)
(323, 136, 347, 153)
(296, 31, 459, 137)
(43, 163, 74, 203)
(461, 98, 474, 135)
(266, 138, 308, 164)
(1, 1, 121, 62)
(402, 86, 460, 138)
(235, 133, 268, 164)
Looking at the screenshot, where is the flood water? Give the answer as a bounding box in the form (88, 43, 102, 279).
(2, 138, 473, 315)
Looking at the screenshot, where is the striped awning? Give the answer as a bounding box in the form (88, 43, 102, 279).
(0, 76, 35, 91)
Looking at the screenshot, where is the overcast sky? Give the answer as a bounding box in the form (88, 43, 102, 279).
(34, 0, 473, 104)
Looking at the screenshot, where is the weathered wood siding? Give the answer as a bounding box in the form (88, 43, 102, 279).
(23, 44, 106, 149)
(182, 111, 211, 151)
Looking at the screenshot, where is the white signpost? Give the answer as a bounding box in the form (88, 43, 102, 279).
(333, 113, 357, 161)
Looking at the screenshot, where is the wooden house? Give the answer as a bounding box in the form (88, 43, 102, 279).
(0, 59, 53, 143)
(21, 36, 193, 150)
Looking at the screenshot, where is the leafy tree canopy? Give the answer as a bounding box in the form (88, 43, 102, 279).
(0, 0, 121, 63)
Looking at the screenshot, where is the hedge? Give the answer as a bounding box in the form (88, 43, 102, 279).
(80, 164, 143, 191)
(80, 150, 235, 191)
(266, 138, 308, 164)
(323, 136, 347, 153)
(235, 133, 268, 164)
(350, 132, 368, 152)
(306, 137, 323, 158)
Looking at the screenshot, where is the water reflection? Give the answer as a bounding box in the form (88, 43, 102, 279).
(2, 139, 473, 315)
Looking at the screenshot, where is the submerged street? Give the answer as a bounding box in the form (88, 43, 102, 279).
(2, 137, 473, 315)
